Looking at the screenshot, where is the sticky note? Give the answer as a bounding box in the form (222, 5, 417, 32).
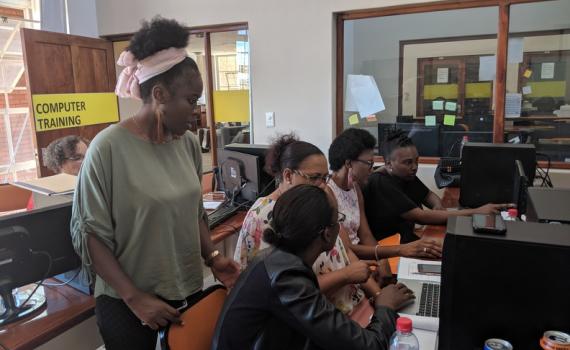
(432, 100, 444, 110)
(425, 115, 436, 126)
(445, 101, 457, 112)
(522, 85, 532, 95)
(366, 115, 378, 122)
(443, 114, 456, 126)
(348, 114, 359, 125)
(523, 69, 532, 78)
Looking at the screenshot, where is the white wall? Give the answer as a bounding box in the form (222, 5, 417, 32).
(93, 0, 437, 152)
(67, 0, 99, 38)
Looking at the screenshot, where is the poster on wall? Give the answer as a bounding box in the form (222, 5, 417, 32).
(437, 68, 449, 83)
(32, 93, 119, 132)
(541, 62, 555, 79)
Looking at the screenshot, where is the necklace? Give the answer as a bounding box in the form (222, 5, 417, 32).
(131, 116, 150, 141)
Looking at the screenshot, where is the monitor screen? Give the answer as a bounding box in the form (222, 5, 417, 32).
(459, 143, 536, 207)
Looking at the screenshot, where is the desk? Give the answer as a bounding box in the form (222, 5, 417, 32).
(0, 211, 246, 350)
(0, 282, 94, 350)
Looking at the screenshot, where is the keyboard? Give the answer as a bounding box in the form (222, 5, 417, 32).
(417, 283, 440, 318)
(207, 203, 239, 229)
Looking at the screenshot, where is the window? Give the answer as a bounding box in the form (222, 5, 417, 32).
(337, 0, 570, 168)
(0, 5, 41, 183)
(506, 1, 570, 163)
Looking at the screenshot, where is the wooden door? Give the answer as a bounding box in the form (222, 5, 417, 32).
(20, 28, 117, 176)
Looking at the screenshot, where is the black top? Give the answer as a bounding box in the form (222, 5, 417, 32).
(364, 172, 429, 243)
(212, 249, 398, 350)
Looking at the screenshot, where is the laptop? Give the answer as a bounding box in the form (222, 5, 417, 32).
(397, 258, 441, 332)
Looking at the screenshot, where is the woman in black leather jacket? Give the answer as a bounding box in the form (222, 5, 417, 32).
(212, 185, 414, 350)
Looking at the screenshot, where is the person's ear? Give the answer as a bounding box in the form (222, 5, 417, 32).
(344, 159, 352, 169)
(282, 168, 293, 185)
(151, 83, 170, 104)
(321, 226, 335, 245)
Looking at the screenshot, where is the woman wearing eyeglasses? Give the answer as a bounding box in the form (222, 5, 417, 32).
(328, 128, 442, 270)
(44, 135, 90, 175)
(214, 185, 414, 350)
(234, 134, 389, 325)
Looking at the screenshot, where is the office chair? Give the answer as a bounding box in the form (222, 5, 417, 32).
(160, 285, 227, 350)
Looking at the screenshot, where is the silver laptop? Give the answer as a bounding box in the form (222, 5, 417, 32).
(397, 278, 440, 332)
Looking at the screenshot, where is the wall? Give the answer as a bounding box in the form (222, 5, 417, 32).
(94, 0, 437, 152)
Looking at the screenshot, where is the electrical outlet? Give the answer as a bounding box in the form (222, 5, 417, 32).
(265, 112, 275, 128)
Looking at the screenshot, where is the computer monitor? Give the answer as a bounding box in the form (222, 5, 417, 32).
(459, 143, 536, 207)
(440, 131, 493, 157)
(396, 123, 440, 157)
(512, 160, 529, 216)
(0, 202, 80, 325)
(439, 216, 570, 350)
(217, 143, 275, 203)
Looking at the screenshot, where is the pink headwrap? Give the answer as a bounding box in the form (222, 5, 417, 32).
(115, 47, 187, 99)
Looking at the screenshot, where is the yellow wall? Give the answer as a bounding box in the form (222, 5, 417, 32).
(213, 90, 250, 123)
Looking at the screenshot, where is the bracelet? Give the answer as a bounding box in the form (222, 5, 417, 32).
(374, 244, 380, 261)
(205, 249, 220, 267)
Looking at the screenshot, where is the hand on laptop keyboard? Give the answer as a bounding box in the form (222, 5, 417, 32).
(374, 283, 415, 311)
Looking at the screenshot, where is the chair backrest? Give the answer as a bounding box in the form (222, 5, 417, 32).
(166, 285, 227, 350)
(0, 184, 31, 213)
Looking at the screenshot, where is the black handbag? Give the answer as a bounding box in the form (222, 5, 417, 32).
(434, 157, 461, 189)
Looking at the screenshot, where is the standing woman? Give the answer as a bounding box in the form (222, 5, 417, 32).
(71, 17, 239, 350)
(328, 128, 442, 266)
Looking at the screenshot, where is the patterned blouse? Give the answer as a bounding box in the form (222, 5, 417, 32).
(234, 195, 365, 315)
(328, 180, 361, 245)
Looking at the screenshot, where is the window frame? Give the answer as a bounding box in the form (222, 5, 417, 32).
(335, 0, 570, 169)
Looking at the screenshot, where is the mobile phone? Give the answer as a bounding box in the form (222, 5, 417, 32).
(472, 214, 507, 235)
(418, 264, 441, 275)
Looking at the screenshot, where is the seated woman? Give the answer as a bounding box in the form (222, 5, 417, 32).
(364, 129, 510, 243)
(214, 185, 414, 350)
(26, 135, 90, 210)
(328, 128, 442, 262)
(234, 134, 384, 324)
(45, 135, 90, 175)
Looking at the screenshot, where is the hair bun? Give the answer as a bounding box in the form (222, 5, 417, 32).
(262, 226, 281, 245)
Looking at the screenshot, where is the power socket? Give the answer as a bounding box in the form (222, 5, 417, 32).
(265, 112, 275, 128)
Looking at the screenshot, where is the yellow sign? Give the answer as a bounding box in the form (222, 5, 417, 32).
(32, 93, 119, 132)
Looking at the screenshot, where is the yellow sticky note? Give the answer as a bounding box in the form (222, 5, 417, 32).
(432, 100, 444, 110)
(425, 115, 436, 126)
(366, 115, 378, 122)
(443, 114, 456, 126)
(445, 101, 457, 112)
(523, 69, 532, 78)
(348, 114, 359, 125)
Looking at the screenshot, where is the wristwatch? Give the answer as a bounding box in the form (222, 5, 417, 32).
(205, 249, 220, 267)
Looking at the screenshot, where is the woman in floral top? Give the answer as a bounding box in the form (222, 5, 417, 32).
(233, 134, 386, 325)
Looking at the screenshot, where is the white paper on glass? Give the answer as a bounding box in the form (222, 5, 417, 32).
(505, 93, 522, 118)
(507, 38, 524, 64)
(522, 85, 532, 95)
(479, 56, 496, 81)
(541, 62, 555, 79)
(345, 74, 385, 118)
(436, 68, 449, 83)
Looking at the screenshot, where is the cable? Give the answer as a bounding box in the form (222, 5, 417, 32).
(17, 250, 52, 311)
(41, 268, 80, 287)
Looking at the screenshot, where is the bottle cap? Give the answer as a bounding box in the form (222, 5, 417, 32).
(508, 208, 518, 217)
(396, 317, 412, 332)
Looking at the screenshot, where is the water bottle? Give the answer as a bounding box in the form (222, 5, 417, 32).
(459, 135, 469, 159)
(389, 317, 420, 350)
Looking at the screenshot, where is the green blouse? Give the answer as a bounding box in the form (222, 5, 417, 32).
(71, 125, 205, 300)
